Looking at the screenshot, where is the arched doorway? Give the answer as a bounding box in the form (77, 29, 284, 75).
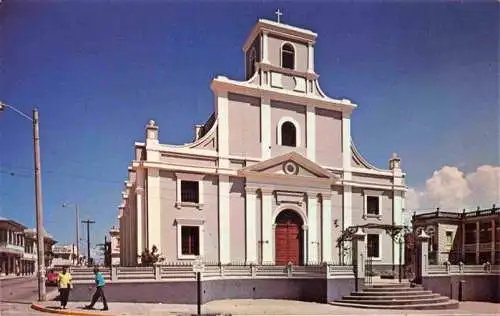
(275, 210, 303, 265)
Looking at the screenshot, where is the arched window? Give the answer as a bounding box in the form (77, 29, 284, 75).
(281, 121, 297, 147)
(248, 48, 257, 77)
(281, 43, 295, 70)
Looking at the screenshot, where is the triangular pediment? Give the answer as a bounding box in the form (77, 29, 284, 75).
(238, 152, 337, 182)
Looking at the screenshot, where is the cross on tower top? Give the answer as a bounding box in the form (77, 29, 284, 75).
(275, 9, 283, 23)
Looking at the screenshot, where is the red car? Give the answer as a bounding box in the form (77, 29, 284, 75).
(45, 269, 58, 286)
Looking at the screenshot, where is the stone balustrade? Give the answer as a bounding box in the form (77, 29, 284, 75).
(69, 263, 354, 283)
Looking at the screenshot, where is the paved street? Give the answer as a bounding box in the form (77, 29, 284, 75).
(0, 277, 57, 316)
(28, 299, 500, 316)
(1, 301, 51, 316)
(0, 278, 498, 316)
(0, 277, 41, 302)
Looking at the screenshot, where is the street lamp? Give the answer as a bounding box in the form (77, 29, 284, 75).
(0, 101, 46, 301)
(62, 202, 80, 266)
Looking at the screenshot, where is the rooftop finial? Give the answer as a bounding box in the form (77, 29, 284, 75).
(275, 9, 283, 23)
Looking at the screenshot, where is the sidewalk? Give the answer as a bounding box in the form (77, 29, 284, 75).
(31, 299, 500, 316)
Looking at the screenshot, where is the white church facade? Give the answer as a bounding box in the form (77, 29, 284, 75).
(117, 18, 407, 268)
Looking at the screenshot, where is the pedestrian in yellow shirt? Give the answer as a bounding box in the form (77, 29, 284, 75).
(57, 266, 72, 309)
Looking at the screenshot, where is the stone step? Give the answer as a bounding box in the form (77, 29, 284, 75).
(369, 283, 412, 288)
(362, 286, 424, 292)
(338, 296, 450, 305)
(343, 293, 441, 300)
(329, 300, 459, 310)
(352, 290, 434, 296)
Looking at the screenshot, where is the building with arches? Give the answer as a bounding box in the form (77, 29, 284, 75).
(118, 18, 407, 268)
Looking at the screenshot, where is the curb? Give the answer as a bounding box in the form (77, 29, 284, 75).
(30, 303, 114, 316)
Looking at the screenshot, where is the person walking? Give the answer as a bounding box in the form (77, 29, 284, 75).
(84, 266, 108, 311)
(57, 266, 72, 309)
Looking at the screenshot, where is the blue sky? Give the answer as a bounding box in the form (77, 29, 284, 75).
(0, 1, 498, 252)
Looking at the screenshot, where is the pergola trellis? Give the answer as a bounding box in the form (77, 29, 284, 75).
(336, 223, 411, 282)
(336, 223, 409, 247)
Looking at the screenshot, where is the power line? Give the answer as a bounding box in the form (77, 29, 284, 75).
(1, 165, 123, 184)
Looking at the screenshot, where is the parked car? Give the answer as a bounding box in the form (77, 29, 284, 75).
(45, 269, 58, 286)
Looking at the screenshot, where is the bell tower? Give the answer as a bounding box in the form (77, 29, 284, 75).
(242, 13, 318, 82)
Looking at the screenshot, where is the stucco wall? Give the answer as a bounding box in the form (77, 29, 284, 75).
(229, 177, 246, 263)
(423, 275, 500, 302)
(68, 277, 356, 304)
(351, 188, 394, 226)
(352, 173, 394, 186)
(160, 154, 217, 168)
(158, 171, 220, 262)
(351, 188, 395, 265)
(267, 35, 308, 72)
(315, 108, 342, 168)
(227, 93, 261, 158)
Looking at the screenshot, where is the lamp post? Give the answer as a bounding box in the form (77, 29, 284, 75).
(62, 203, 80, 266)
(0, 101, 46, 301)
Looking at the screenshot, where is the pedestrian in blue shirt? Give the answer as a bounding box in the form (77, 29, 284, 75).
(84, 266, 109, 311)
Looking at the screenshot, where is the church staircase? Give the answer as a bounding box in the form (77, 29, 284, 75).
(330, 282, 459, 310)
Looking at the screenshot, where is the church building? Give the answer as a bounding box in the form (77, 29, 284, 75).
(118, 17, 407, 268)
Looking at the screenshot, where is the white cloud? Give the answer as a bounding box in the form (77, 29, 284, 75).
(407, 165, 500, 212)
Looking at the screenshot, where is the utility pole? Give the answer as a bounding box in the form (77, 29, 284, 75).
(33, 108, 46, 301)
(62, 203, 80, 266)
(0, 103, 47, 301)
(75, 205, 80, 265)
(82, 219, 95, 267)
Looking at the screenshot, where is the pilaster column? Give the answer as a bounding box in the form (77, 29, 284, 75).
(322, 193, 332, 263)
(262, 31, 269, 64)
(217, 91, 229, 168)
(306, 105, 316, 162)
(261, 188, 273, 264)
(135, 182, 144, 257)
(307, 43, 314, 73)
(352, 228, 366, 291)
(302, 225, 309, 265)
(219, 175, 231, 264)
(147, 168, 161, 251)
(261, 96, 271, 159)
(461, 222, 465, 262)
(342, 112, 352, 256)
(393, 191, 404, 266)
(342, 113, 352, 180)
(476, 221, 480, 264)
(416, 231, 430, 284)
(245, 186, 258, 264)
(307, 192, 319, 264)
(491, 219, 496, 264)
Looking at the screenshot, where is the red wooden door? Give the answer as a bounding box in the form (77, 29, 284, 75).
(275, 222, 301, 265)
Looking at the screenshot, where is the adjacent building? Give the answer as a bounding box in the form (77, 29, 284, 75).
(51, 244, 81, 267)
(109, 226, 120, 266)
(411, 206, 499, 265)
(118, 18, 407, 267)
(0, 217, 56, 276)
